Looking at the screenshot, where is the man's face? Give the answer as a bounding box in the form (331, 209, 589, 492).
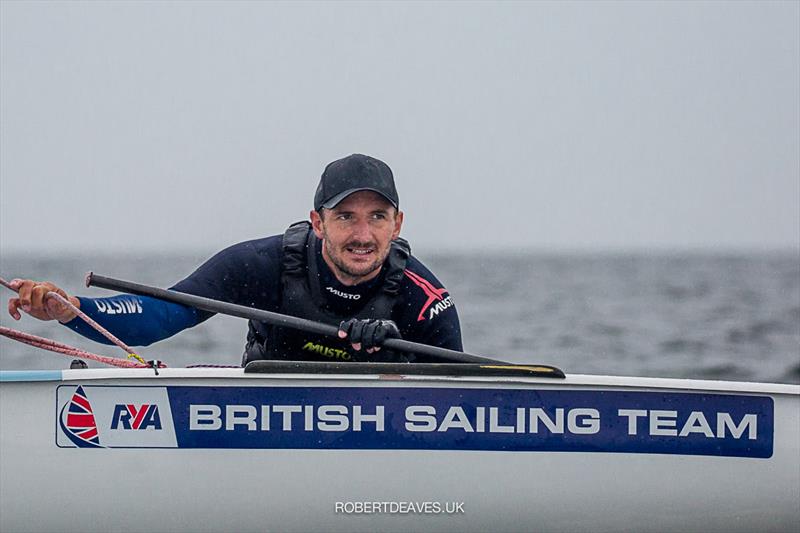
(311, 191, 404, 286)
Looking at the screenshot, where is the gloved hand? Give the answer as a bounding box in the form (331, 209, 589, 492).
(338, 318, 401, 354)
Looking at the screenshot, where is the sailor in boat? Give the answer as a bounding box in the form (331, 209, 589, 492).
(6, 154, 463, 364)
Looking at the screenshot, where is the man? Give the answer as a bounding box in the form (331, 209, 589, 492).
(7, 154, 462, 364)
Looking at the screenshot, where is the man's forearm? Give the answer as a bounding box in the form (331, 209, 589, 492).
(62, 294, 200, 347)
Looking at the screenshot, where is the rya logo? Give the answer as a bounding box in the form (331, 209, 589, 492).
(111, 404, 162, 430)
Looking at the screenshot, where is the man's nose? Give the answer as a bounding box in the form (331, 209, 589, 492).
(351, 219, 372, 240)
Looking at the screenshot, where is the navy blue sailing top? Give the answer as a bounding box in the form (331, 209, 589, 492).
(63, 234, 463, 360)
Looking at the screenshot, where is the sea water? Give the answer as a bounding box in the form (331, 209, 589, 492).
(1, 250, 798, 384)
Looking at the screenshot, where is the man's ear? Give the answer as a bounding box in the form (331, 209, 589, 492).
(310, 209, 324, 239)
(392, 210, 404, 240)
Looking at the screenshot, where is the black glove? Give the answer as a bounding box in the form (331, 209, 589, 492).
(338, 318, 401, 354)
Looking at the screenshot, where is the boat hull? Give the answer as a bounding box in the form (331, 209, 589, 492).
(1, 368, 798, 532)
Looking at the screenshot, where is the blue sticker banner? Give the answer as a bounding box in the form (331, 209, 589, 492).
(166, 386, 773, 458)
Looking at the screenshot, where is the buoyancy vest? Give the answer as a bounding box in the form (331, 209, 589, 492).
(242, 221, 411, 365)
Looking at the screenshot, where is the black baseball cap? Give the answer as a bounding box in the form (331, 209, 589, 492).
(314, 154, 399, 212)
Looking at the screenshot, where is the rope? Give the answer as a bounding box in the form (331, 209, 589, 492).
(0, 276, 144, 363)
(0, 276, 166, 371)
(0, 326, 147, 368)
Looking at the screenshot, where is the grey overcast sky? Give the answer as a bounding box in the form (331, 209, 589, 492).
(1, 0, 798, 253)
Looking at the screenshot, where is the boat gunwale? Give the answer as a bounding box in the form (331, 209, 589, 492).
(2, 368, 798, 396)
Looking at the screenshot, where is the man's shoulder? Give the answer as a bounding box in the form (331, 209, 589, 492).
(394, 254, 461, 351)
(172, 234, 286, 299)
(218, 234, 283, 258)
(398, 255, 456, 320)
(174, 235, 283, 285)
(402, 256, 449, 293)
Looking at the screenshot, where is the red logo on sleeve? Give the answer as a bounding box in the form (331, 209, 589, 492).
(404, 270, 452, 321)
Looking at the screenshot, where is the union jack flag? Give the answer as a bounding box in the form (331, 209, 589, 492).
(60, 386, 101, 447)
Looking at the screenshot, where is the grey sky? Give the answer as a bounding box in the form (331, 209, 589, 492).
(1, 0, 798, 253)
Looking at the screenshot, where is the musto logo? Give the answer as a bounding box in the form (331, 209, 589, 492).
(404, 270, 453, 322)
(56, 386, 177, 448)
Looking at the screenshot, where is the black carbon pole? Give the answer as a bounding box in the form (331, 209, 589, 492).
(85, 272, 506, 365)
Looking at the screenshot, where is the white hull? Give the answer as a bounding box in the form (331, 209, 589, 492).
(1, 367, 798, 532)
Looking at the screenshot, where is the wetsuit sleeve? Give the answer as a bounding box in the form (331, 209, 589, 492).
(62, 295, 200, 347)
(60, 236, 283, 349)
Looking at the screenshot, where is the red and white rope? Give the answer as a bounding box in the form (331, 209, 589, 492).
(0, 276, 141, 359)
(0, 276, 166, 369)
(0, 326, 147, 368)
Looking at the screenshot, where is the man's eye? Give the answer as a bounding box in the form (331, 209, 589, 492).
(372, 213, 386, 220)
(336, 214, 351, 221)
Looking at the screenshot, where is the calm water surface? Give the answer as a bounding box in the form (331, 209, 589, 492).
(1, 251, 798, 384)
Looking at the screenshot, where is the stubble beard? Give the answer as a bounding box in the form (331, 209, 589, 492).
(322, 233, 388, 283)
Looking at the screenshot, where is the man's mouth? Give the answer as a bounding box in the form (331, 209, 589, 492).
(346, 246, 375, 256)
(344, 242, 377, 257)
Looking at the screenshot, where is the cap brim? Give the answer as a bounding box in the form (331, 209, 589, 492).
(320, 188, 398, 210)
